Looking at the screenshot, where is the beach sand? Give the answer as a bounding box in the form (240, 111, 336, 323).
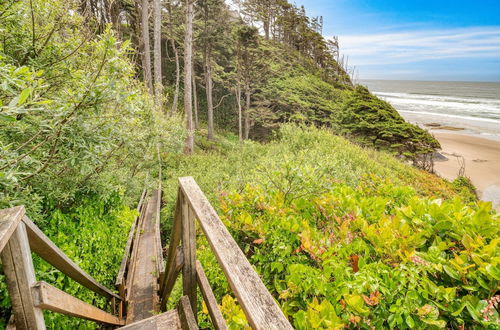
(433, 132, 500, 208)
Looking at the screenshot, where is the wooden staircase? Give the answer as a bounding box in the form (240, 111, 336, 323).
(0, 177, 292, 329)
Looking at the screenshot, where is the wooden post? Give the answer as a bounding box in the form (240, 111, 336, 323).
(181, 194, 197, 320)
(1, 222, 45, 330)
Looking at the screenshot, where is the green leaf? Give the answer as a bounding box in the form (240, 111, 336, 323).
(344, 294, 369, 315)
(0, 114, 16, 122)
(18, 88, 31, 105)
(405, 315, 416, 328)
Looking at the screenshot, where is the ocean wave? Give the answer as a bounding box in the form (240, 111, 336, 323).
(374, 92, 500, 106)
(375, 93, 500, 119)
(398, 110, 500, 124)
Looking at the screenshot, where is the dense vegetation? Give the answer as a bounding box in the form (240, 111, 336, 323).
(162, 126, 498, 329)
(0, 0, 498, 329)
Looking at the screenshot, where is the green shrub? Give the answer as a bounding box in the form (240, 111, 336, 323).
(0, 193, 135, 328)
(219, 179, 498, 329)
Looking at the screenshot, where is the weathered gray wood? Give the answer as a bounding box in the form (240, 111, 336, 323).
(6, 315, 16, 330)
(159, 191, 183, 310)
(126, 197, 149, 301)
(118, 310, 181, 330)
(195, 261, 227, 330)
(152, 189, 164, 281)
(116, 188, 147, 295)
(32, 281, 124, 326)
(177, 296, 198, 330)
(126, 197, 161, 324)
(1, 222, 45, 330)
(23, 216, 121, 301)
(178, 177, 293, 330)
(182, 195, 197, 319)
(159, 246, 183, 310)
(0, 206, 25, 253)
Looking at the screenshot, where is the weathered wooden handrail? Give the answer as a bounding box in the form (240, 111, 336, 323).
(24, 216, 121, 301)
(0, 206, 125, 329)
(159, 177, 292, 330)
(116, 188, 147, 299)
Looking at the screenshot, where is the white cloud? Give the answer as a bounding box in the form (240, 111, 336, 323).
(337, 27, 500, 66)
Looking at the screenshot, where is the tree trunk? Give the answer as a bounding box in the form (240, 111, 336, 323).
(205, 53, 214, 140)
(244, 84, 251, 140)
(153, 0, 162, 109)
(184, 0, 194, 154)
(263, 19, 270, 39)
(170, 39, 180, 114)
(236, 85, 242, 142)
(140, 0, 153, 93)
(192, 61, 199, 129)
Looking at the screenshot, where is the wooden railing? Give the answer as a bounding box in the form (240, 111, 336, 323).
(159, 177, 293, 330)
(0, 206, 124, 329)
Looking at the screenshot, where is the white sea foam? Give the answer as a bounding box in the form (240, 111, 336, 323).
(398, 110, 500, 124)
(374, 92, 500, 106)
(375, 93, 500, 115)
(362, 80, 500, 141)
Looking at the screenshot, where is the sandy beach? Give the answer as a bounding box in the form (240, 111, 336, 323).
(433, 132, 500, 208)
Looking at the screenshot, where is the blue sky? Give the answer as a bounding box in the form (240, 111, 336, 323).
(293, 0, 500, 82)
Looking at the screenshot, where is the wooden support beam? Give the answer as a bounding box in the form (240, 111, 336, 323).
(159, 247, 183, 310)
(149, 189, 164, 282)
(177, 296, 198, 330)
(23, 217, 121, 301)
(1, 221, 45, 330)
(159, 191, 183, 310)
(32, 281, 125, 326)
(0, 206, 25, 253)
(178, 177, 292, 330)
(182, 195, 197, 320)
(195, 261, 227, 330)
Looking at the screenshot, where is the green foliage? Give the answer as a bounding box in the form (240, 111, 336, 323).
(0, 0, 185, 215)
(218, 170, 498, 328)
(0, 193, 136, 328)
(452, 176, 477, 203)
(160, 125, 488, 328)
(0, 1, 184, 327)
(338, 86, 441, 159)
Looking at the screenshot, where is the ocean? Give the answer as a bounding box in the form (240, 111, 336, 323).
(360, 80, 500, 141)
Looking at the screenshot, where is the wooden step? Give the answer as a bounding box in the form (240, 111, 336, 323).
(118, 310, 180, 330)
(126, 193, 162, 323)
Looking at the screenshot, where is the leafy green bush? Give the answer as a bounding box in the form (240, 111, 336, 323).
(219, 177, 498, 329)
(159, 125, 490, 328)
(0, 193, 136, 328)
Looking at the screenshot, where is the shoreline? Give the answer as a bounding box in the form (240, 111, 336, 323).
(432, 132, 500, 208)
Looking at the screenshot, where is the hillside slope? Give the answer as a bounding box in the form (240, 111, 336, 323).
(161, 125, 498, 329)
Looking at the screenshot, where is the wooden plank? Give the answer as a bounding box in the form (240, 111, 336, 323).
(116, 188, 147, 293)
(182, 195, 197, 319)
(32, 281, 125, 326)
(0, 206, 25, 253)
(159, 191, 183, 310)
(125, 197, 161, 324)
(118, 310, 181, 330)
(23, 216, 121, 301)
(1, 222, 45, 330)
(195, 261, 227, 330)
(177, 296, 198, 330)
(178, 177, 292, 330)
